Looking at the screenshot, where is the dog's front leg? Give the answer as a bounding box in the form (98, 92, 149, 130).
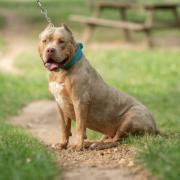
(73, 102, 88, 151)
(57, 105, 69, 149)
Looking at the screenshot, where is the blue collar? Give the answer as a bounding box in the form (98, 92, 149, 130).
(58, 43, 83, 70)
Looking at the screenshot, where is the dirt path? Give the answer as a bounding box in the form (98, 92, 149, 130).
(9, 100, 153, 180)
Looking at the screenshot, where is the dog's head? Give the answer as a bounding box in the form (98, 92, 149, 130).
(38, 24, 76, 71)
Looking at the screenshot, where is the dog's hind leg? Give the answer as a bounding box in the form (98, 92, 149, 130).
(83, 134, 118, 150)
(84, 128, 87, 139)
(83, 134, 111, 149)
(112, 106, 157, 142)
(100, 134, 109, 142)
(111, 121, 133, 142)
(91, 142, 119, 150)
(66, 117, 72, 137)
(83, 140, 118, 150)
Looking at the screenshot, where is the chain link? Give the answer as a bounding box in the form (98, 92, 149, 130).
(36, 0, 54, 26)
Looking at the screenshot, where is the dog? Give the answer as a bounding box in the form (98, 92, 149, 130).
(38, 24, 158, 151)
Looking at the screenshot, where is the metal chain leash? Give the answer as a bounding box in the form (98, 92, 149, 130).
(36, 0, 54, 26)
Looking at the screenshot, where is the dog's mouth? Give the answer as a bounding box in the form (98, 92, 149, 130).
(44, 57, 69, 71)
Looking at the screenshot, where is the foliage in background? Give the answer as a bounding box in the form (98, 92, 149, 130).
(0, 16, 5, 28)
(0, 0, 179, 42)
(0, 35, 6, 51)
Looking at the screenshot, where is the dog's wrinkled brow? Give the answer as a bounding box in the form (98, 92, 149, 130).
(40, 28, 55, 39)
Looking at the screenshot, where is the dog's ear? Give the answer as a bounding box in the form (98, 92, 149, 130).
(61, 24, 72, 34)
(61, 24, 75, 45)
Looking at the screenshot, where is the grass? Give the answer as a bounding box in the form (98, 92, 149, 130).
(0, 123, 57, 180)
(137, 136, 180, 180)
(0, 53, 58, 180)
(0, 16, 5, 28)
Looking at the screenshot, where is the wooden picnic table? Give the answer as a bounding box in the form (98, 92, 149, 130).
(70, 1, 180, 47)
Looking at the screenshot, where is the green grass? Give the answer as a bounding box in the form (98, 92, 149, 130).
(136, 136, 180, 180)
(0, 16, 5, 28)
(0, 123, 57, 180)
(0, 53, 58, 180)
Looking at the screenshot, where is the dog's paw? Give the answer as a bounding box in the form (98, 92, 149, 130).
(89, 143, 98, 150)
(70, 144, 83, 151)
(51, 143, 67, 150)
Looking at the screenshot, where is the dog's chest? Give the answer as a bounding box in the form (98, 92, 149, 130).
(49, 81, 71, 110)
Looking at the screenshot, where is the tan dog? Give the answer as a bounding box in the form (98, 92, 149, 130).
(38, 24, 158, 150)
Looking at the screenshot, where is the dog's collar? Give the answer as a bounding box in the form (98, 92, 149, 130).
(57, 43, 83, 71)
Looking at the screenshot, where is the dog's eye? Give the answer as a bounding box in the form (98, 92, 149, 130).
(42, 39, 47, 43)
(58, 39, 65, 44)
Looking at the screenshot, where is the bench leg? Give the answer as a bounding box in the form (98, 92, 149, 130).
(83, 25, 95, 44)
(144, 10, 154, 48)
(144, 29, 153, 48)
(172, 7, 180, 27)
(119, 9, 131, 42)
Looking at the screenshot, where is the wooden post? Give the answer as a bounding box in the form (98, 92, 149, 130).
(83, 24, 95, 44)
(119, 8, 131, 41)
(87, 0, 95, 10)
(172, 7, 180, 27)
(85, 1, 100, 44)
(144, 9, 154, 48)
(93, 4, 101, 17)
(144, 29, 153, 48)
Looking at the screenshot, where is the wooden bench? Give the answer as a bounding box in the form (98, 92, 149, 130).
(70, 15, 150, 43)
(70, 1, 180, 47)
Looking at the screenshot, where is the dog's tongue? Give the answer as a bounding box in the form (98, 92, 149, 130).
(45, 62, 59, 71)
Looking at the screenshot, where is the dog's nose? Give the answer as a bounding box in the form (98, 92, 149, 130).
(46, 48, 56, 54)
